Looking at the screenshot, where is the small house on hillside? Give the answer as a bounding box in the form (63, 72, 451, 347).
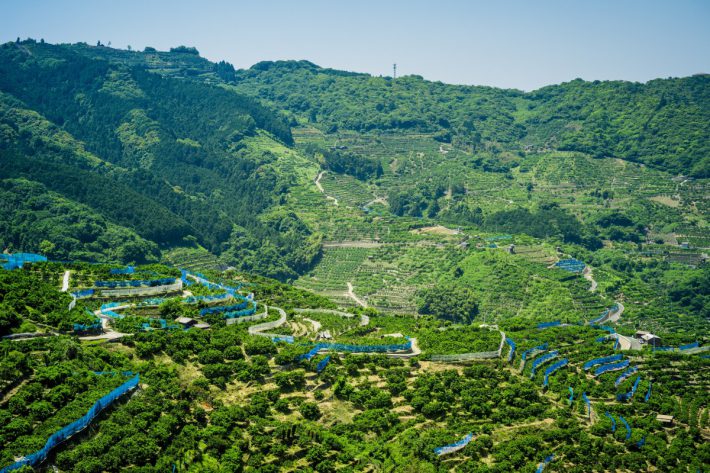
(635, 331, 662, 347)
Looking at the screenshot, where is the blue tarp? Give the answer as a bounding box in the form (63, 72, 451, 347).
(583, 354, 623, 371)
(615, 366, 638, 387)
(0, 374, 139, 473)
(434, 433, 473, 456)
(521, 343, 548, 361)
(555, 258, 585, 273)
(505, 337, 516, 362)
(594, 359, 629, 377)
(543, 358, 568, 386)
(605, 411, 617, 432)
(617, 376, 641, 402)
(316, 356, 330, 373)
(619, 415, 631, 440)
(0, 253, 47, 270)
(536, 455, 554, 473)
(530, 351, 558, 377)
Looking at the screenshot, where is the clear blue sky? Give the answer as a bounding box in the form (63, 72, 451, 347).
(3, 0, 709, 90)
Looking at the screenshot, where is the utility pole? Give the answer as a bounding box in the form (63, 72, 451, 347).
(393, 63, 397, 80)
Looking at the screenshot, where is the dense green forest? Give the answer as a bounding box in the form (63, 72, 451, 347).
(0, 40, 318, 279)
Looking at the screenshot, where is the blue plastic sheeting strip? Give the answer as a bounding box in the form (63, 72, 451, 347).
(0, 252, 47, 270)
(505, 337, 516, 362)
(582, 392, 591, 417)
(316, 356, 330, 373)
(615, 366, 639, 387)
(679, 341, 699, 351)
(583, 354, 623, 370)
(590, 304, 617, 324)
(605, 411, 617, 432)
(531, 351, 558, 377)
(109, 266, 135, 275)
(0, 374, 139, 473)
(537, 321, 561, 329)
(543, 358, 568, 386)
(653, 346, 674, 352)
(536, 454, 554, 473)
(94, 277, 176, 288)
(521, 343, 548, 361)
(200, 301, 249, 316)
(590, 324, 616, 334)
(644, 381, 652, 402)
(568, 387, 574, 405)
(484, 234, 512, 241)
(555, 258, 585, 272)
(613, 338, 620, 350)
(617, 376, 642, 402)
(636, 437, 645, 448)
(434, 433, 473, 456)
(619, 415, 631, 440)
(71, 289, 95, 298)
(594, 359, 629, 377)
(299, 340, 412, 356)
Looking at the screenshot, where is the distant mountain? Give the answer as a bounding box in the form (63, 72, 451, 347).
(233, 61, 709, 177)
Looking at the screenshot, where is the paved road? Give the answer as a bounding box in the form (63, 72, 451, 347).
(61, 271, 70, 292)
(346, 282, 368, 308)
(583, 266, 597, 292)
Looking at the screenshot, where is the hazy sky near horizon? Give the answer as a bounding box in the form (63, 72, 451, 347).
(3, 0, 709, 90)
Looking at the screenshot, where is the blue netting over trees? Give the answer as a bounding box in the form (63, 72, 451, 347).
(316, 356, 330, 373)
(619, 416, 632, 440)
(617, 376, 641, 402)
(615, 366, 638, 387)
(0, 252, 47, 270)
(530, 351, 558, 377)
(299, 340, 412, 356)
(141, 319, 181, 331)
(522, 343, 548, 361)
(554, 258, 585, 273)
(94, 277, 176, 288)
(505, 337, 516, 362)
(272, 336, 295, 343)
(536, 454, 554, 473)
(582, 392, 591, 418)
(583, 354, 623, 370)
(537, 321, 561, 329)
(653, 345, 674, 352)
(591, 324, 616, 333)
(183, 293, 231, 304)
(543, 359, 568, 386)
(590, 303, 619, 324)
(434, 433, 473, 456)
(200, 301, 249, 316)
(73, 319, 102, 333)
(604, 411, 617, 432)
(71, 289, 95, 298)
(0, 374, 140, 473)
(679, 341, 699, 351)
(109, 266, 135, 275)
(594, 359, 629, 377)
(185, 271, 241, 295)
(484, 234, 512, 242)
(644, 381, 652, 402)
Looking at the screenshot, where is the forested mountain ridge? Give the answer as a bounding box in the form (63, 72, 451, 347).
(0, 40, 319, 279)
(233, 61, 709, 177)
